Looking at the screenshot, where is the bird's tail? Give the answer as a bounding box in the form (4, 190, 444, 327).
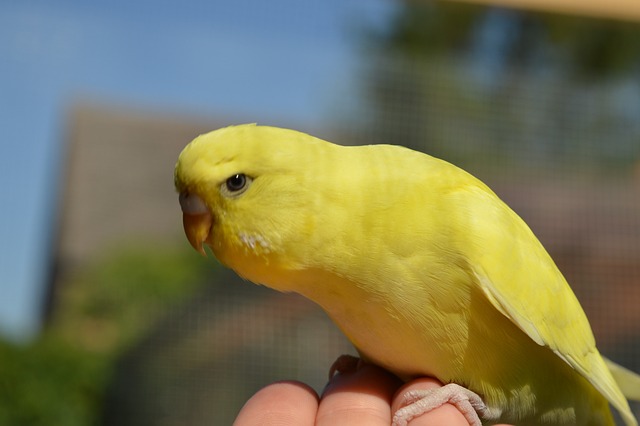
(604, 357, 640, 401)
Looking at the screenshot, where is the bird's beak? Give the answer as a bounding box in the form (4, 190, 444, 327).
(179, 192, 213, 256)
(183, 212, 212, 256)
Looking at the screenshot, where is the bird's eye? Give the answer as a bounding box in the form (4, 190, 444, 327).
(226, 174, 246, 191)
(221, 173, 252, 197)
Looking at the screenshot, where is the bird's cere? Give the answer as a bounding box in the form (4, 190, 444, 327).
(179, 192, 209, 215)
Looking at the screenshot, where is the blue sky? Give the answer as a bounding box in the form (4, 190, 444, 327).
(0, 0, 396, 341)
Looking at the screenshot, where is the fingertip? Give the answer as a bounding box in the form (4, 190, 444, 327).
(233, 381, 319, 426)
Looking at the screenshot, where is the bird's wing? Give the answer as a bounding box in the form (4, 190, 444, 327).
(604, 357, 640, 401)
(458, 185, 636, 426)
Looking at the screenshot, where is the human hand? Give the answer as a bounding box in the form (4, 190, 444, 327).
(233, 361, 511, 425)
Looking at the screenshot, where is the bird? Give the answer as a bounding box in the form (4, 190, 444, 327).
(174, 124, 640, 425)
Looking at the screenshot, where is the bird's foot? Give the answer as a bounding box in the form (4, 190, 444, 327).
(393, 383, 487, 426)
(328, 354, 363, 379)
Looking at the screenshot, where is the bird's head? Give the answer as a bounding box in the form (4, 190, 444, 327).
(174, 124, 331, 282)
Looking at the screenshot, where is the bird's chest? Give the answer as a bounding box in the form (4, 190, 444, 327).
(307, 276, 472, 382)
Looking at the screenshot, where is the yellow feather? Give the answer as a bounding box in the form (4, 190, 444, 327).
(175, 124, 639, 425)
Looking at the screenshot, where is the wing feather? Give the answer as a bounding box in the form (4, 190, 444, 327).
(455, 184, 636, 426)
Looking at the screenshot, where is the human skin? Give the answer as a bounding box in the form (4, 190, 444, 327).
(233, 362, 513, 426)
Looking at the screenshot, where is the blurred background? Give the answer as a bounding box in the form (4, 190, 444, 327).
(1, 0, 639, 424)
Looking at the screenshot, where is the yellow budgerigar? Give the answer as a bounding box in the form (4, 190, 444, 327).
(174, 124, 640, 425)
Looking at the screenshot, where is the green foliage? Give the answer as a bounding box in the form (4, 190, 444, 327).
(0, 337, 108, 426)
(0, 244, 211, 426)
(545, 16, 640, 78)
(372, 2, 484, 56)
(55, 244, 212, 353)
(374, 2, 640, 78)
(350, 2, 640, 174)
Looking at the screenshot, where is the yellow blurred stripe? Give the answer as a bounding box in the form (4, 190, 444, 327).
(443, 0, 640, 22)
